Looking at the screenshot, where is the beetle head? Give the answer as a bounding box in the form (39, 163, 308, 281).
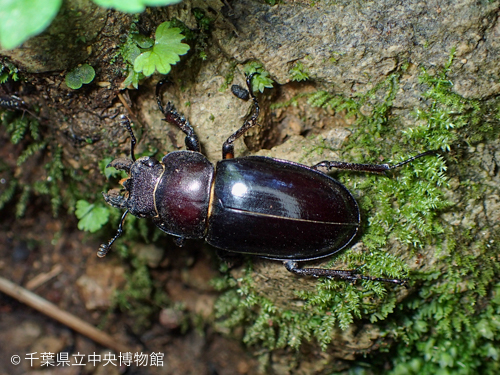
(103, 155, 163, 218)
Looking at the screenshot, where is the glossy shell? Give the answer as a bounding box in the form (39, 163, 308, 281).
(153, 151, 214, 239)
(206, 156, 360, 261)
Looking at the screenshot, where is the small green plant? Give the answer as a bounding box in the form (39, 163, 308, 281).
(75, 199, 110, 233)
(0, 109, 67, 217)
(134, 22, 190, 76)
(112, 257, 170, 332)
(0, 0, 62, 50)
(99, 157, 128, 179)
(0, 0, 182, 50)
(65, 64, 95, 89)
(289, 61, 309, 82)
(0, 63, 20, 82)
(3, 114, 39, 145)
(74, 157, 128, 232)
(243, 62, 274, 93)
(122, 21, 189, 88)
(93, 0, 181, 13)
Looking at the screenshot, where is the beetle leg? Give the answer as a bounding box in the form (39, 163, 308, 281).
(174, 236, 185, 247)
(107, 157, 133, 173)
(0, 94, 40, 120)
(311, 151, 436, 174)
(156, 79, 201, 152)
(283, 260, 408, 287)
(0, 95, 26, 110)
(230, 84, 250, 101)
(222, 73, 259, 159)
(119, 115, 137, 162)
(102, 189, 128, 209)
(97, 210, 129, 257)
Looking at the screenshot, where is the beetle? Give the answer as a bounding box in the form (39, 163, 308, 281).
(99, 74, 432, 286)
(0, 93, 39, 119)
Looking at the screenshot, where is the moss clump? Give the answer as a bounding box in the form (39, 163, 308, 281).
(383, 236, 500, 374)
(212, 49, 500, 371)
(111, 257, 170, 333)
(0, 110, 71, 217)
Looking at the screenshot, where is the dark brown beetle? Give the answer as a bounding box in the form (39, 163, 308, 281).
(100, 74, 432, 285)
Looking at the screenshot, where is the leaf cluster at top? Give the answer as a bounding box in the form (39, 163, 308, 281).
(93, 0, 181, 14)
(133, 22, 190, 76)
(0, 0, 182, 50)
(122, 21, 190, 88)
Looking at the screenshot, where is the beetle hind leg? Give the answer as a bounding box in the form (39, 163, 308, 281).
(311, 151, 436, 175)
(283, 260, 408, 287)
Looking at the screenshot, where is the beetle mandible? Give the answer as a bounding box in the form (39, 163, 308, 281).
(99, 74, 432, 286)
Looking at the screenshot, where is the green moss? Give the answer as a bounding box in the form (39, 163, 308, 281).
(111, 259, 156, 332)
(381, 227, 500, 374)
(0, 110, 72, 217)
(219, 61, 238, 92)
(289, 61, 310, 82)
(243, 62, 274, 93)
(212, 48, 500, 370)
(0, 63, 20, 82)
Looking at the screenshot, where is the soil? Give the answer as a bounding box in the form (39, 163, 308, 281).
(0, 112, 260, 374)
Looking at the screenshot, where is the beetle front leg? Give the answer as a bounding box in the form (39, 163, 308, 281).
(311, 151, 435, 174)
(156, 79, 201, 152)
(283, 260, 408, 287)
(97, 210, 129, 257)
(222, 73, 260, 159)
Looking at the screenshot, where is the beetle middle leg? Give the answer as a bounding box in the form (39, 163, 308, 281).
(222, 73, 260, 159)
(0, 94, 40, 120)
(311, 151, 435, 174)
(283, 260, 408, 286)
(156, 79, 201, 152)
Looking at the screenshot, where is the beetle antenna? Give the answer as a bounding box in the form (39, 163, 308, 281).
(119, 115, 136, 162)
(97, 210, 129, 257)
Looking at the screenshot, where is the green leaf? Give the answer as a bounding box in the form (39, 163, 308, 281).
(75, 200, 110, 233)
(131, 33, 153, 49)
(65, 64, 95, 89)
(121, 38, 142, 64)
(92, 0, 182, 14)
(289, 62, 309, 82)
(243, 62, 274, 93)
(98, 157, 127, 179)
(134, 21, 190, 77)
(0, 0, 62, 50)
(122, 68, 143, 89)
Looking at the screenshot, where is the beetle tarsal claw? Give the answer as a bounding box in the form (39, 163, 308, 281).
(97, 244, 109, 258)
